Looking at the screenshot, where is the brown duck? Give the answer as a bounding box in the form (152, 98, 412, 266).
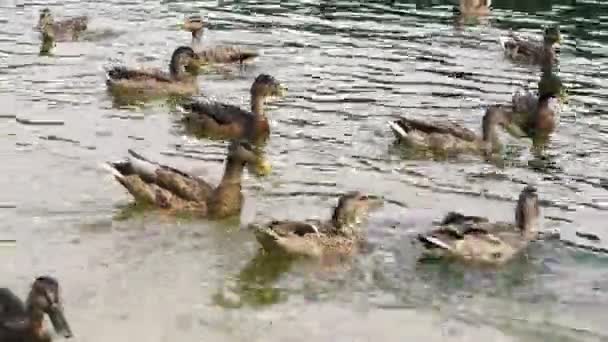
(105, 46, 200, 100)
(37, 8, 88, 42)
(179, 74, 286, 143)
(418, 185, 541, 265)
(181, 15, 259, 65)
(387, 107, 513, 156)
(107, 141, 271, 219)
(0, 276, 72, 342)
(500, 26, 561, 66)
(250, 192, 383, 258)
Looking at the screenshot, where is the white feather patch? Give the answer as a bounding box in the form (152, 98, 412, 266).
(387, 121, 407, 139)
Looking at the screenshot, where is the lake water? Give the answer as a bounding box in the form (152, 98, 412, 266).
(1, 0, 608, 341)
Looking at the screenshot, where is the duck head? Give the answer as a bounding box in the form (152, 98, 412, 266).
(37, 8, 54, 29)
(181, 15, 205, 38)
(251, 74, 287, 100)
(169, 46, 200, 78)
(331, 191, 383, 236)
(543, 25, 561, 45)
(227, 140, 272, 177)
(26, 276, 73, 339)
(515, 185, 540, 234)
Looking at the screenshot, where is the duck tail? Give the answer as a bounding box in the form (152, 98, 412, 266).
(238, 50, 259, 62)
(250, 224, 282, 252)
(417, 234, 452, 251)
(387, 120, 408, 140)
(125, 149, 159, 182)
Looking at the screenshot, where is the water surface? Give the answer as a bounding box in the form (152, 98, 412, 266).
(1, 0, 608, 341)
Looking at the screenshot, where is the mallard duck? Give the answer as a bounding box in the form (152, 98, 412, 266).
(181, 15, 259, 65)
(1, 276, 72, 342)
(387, 108, 512, 156)
(107, 141, 271, 219)
(105, 46, 200, 100)
(37, 8, 88, 42)
(179, 74, 286, 143)
(499, 26, 560, 65)
(250, 192, 383, 258)
(418, 185, 540, 265)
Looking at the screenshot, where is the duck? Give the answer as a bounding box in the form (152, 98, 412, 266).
(105, 46, 200, 100)
(387, 107, 512, 156)
(181, 15, 259, 65)
(499, 26, 561, 66)
(0, 276, 72, 342)
(36, 8, 88, 42)
(178, 74, 286, 143)
(106, 140, 271, 219)
(503, 68, 563, 143)
(250, 192, 383, 258)
(418, 185, 540, 265)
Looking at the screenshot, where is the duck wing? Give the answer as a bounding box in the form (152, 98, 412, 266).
(266, 220, 324, 237)
(180, 98, 253, 126)
(0, 288, 28, 334)
(106, 66, 174, 83)
(512, 88, 538, 114)
(390, 117, 478, 142)
(440, 211, 489, 225)
(107, 150, 213, 205)
(198, 46, 259, 64)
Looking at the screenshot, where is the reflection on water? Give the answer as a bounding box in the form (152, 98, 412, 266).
(1, 0, 608, 341)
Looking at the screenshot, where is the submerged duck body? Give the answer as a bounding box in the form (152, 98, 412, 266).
(1, 277, 72, 342)
(418, 185, 540, 265)
(499, 26, 561, 66)
(182, 15, 259, 65)
(106, 46, 200, 100)
(107, 141, 270, 219)
(179, 74, 286, 143)
(387, 108, 512, 156)
(37, 8, 88, 42)
(250, 192, 382, 258)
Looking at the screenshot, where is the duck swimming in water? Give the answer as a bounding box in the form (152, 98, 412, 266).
(105, 46, 201, 101)
(0, 276, 72, 342)
(107, 140, 271, 219)
(387, 107, 513, 156)
(499, 26, 561, 66)
(181, 15, 259, 66)
(418, 185, 541, 265)
(179, 74, 287, 143)
(250, 192, 383, 259)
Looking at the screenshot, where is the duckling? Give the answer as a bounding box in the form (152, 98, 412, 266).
(181, 15, 259, 65)
(179, 74, 287, 143)
(387, 108, 512, 156)
(499, 26, 560, 65)
(105, 46, 200, 100)
(107, 141, 271, 219)
(37, 8, 88, 42)
(1, 276, 72, 342)
(418, 185, 540, 265)
(250, 192, 383, 258)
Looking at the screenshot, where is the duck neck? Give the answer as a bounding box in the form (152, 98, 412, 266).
(191, 29, 203, 52)
(26, 307, 45, 338)
(250, 93, 267, 119)
(219, 156, 245, 186)
(169, 59, 188, 81)
(481, 109, 504, 148)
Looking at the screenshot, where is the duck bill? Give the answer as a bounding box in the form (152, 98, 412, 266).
(277, 84, 288, 98)
(366, 195, 384, 211)
(249, 158, 272, 177)
(48, 304, 73, 338)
